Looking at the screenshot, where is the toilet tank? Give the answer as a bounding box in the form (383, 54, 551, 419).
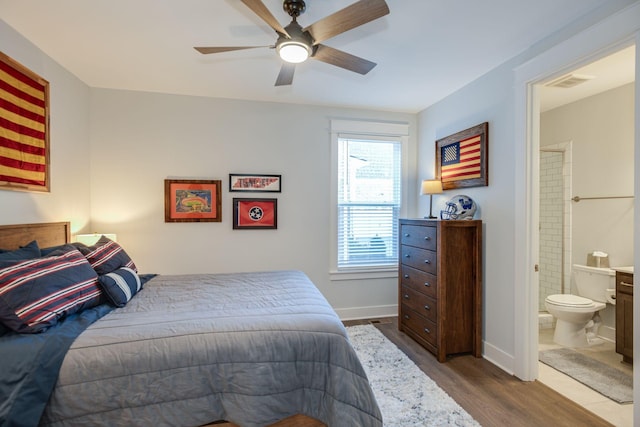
(572, 264, 615, 302)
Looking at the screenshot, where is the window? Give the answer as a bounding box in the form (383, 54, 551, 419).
(330, 120, 408, 278)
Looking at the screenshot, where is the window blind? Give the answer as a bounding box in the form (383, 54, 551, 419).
(337, 137, 401, 269)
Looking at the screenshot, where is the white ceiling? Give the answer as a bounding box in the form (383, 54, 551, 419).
(540, 45, 635, 112)
(0, 0, 634, 113)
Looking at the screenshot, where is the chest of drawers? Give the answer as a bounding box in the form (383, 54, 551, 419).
(398, 218, 482, 362)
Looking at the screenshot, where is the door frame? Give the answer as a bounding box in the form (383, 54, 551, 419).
(513, 3, 640, 385)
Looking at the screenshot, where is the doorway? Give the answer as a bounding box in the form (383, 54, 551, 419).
(513, 6, 640, 423)
(535, 49, 635, 424)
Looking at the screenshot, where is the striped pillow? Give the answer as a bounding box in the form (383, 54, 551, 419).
(98, 267, 142, 307)
(0, 248, 103, 333)
(79, 235, 137, 275)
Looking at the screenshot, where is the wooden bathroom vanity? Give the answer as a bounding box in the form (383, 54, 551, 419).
(615, 267, 634, 364)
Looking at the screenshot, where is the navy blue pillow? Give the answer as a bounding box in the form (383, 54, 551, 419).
(40, 242, 87, 256)
(0, 247, 103, 333)
(98, 267, 142, 307)
(0, 240, 40, 261)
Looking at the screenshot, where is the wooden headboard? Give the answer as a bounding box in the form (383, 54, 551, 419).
(0, 222, 71, 250)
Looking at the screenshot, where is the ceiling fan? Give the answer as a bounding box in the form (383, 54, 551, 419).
(194, 0, 390, 86)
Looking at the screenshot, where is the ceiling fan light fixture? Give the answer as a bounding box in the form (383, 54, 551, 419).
(277, 40, 311, 63)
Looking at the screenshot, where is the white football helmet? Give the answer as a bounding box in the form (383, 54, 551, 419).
(440, 195, 477, 220)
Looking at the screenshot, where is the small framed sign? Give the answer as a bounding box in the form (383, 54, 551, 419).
(229, 174, 281, 192)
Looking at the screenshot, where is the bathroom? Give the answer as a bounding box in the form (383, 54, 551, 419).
(537, 46, 635, 425)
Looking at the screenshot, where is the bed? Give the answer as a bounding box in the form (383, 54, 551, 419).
(0, 222, 382, 427)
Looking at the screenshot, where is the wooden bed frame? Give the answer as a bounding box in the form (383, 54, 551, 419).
(0, 221, 71, 250)
(0, 221, 326, 427)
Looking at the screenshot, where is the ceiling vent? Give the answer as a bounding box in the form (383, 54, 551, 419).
(545, 73, 595, 88)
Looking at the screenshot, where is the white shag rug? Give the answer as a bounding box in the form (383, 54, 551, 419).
(346, 324, 481, 427)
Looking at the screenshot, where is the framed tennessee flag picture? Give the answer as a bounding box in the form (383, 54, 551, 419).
(233, 198, 277, 229)
(436, 122, 488, 190)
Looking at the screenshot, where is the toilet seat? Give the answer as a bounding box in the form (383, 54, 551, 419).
(545, 294, 595, 308)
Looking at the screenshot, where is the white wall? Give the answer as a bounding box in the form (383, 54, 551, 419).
(0, 20, 92, 231)
(417, 63, 517, 369)
(88, 89, 416, 316)
(541, 83, 635, 268)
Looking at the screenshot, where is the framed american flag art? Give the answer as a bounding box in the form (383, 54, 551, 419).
(436, 122, 488, 190)
(0, 52, 50, 192)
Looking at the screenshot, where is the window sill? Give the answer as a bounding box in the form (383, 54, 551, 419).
(330, 267, 398, 281)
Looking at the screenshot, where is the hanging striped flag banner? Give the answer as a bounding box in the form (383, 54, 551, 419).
(436, 122, 488, 190)
(0, 52, 49, 192)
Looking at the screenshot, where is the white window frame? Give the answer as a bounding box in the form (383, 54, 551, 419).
(329, 119, 409, 280)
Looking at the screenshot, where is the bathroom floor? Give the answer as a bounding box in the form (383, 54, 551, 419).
(538, 327, 633, 426)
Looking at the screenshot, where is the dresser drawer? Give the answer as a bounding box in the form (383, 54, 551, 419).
(401, 285, 437, 322)
(401, 225, 437, 251)
(400, 264, 437, 298)
(400, 245, 437, 275)
(617, 272, 634, 296)
(400, 305, 437, 347)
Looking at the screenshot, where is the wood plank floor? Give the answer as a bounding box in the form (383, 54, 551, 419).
(344, 317, 614, 427)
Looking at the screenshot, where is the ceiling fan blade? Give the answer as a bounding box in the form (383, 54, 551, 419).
(275, 63, 296, 86)
(240, 0, 289, 37)
(312, 44, 376, 75)
(303, 0, 389, 45)
(194, 46, 270, 54)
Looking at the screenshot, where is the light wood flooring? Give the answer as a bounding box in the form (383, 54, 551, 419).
(344, 317, 614, 427)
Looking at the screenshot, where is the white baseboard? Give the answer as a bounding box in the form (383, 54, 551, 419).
(335, 304, 397, 321)
(482, 341, 515, 376)
(337, 305, 517, 380)
(598, 325, 615, 342)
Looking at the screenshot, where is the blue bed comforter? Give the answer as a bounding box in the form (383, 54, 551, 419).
(0, 274, 155, 427)
(0, 304, 114, 427)
(38, 271, 383, 427)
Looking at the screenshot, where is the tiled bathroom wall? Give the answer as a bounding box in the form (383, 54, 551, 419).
(539, 142, 572, 315)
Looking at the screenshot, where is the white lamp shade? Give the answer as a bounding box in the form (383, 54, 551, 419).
(75, 233, 117, 246)
(421, 179, 443, 195)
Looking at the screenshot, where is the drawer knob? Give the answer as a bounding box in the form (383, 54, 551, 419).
(404, 274, 409, 279)
(404, 233, 410, 237)
(424, 327, 431, 334)
(404, 294, 409, 299)
(424, 305, 430, 311)
(404, 314, 409, 320)
(424, 282, 430, 287)
(424, 236, 431, 241)
(424, 259, 431, 264)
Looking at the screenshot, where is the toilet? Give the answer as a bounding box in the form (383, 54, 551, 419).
(545, 264, 615, 348)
